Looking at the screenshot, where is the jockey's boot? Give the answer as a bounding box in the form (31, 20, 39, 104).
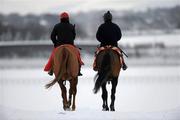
(48, 69, 53, 76)
(78, 66, 83, 76)
(93, 65, 98, 71)
(122, 63, 128, 71)
(78, 72, 82, 76)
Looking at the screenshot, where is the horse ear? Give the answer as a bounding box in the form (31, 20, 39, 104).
(73, 24, 75, 28)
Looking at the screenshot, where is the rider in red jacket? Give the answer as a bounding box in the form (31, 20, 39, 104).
(51, 12, 75, 47)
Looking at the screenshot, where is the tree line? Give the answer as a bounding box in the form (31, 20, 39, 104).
(0, 6, 180, 41)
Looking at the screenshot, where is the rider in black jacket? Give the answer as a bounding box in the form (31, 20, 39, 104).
(96, 11, 127, 70)
(96, 12, 122, 47)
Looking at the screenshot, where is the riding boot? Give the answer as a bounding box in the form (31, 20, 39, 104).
(78, 66, 83, 76)
(120, 54, 128, 71)
(122, 63, 127, 71)
(48, 69, 53, 76)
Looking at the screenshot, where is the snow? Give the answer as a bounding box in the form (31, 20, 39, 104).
(0, 106, 180, 120)
(0, 64, 180, 120)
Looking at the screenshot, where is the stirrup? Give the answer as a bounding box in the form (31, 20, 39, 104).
(48, 70, 53, 76)
(122, 64, 128, 71)
(78, 72, 83, 76)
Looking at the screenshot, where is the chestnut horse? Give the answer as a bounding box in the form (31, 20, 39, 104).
(45, 45, 79, 111)
(93, 47, 122, 111)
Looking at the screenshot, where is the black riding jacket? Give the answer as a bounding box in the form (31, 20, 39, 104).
(51, 21, 75, 47)
(96, 21, 122, 47)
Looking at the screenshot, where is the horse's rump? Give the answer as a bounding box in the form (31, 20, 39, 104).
(53, 45, 79, 80)
(96, 49, 121, 77)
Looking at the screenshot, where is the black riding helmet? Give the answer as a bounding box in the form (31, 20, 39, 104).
(103, 11, 112, 22)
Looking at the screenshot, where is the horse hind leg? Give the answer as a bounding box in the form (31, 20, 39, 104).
(101, 83, 109, 111)
(58, 80, 70, 111)
(110, 77, 118, 111)
(68, 79, 74, 108)
(68, 84, 72, 108)
(69, 77, 78, 111)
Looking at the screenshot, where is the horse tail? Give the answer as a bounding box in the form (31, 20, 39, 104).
(93, 51, 111, 93)
(45, 47, 68, 89)
(45, 78, 58, 89)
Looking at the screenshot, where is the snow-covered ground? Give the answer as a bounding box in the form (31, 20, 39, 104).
(0, 64, 180, 120)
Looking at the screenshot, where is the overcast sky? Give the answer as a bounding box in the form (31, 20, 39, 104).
(1, 0, 180, 15)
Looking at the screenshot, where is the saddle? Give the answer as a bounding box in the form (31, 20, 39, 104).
(44, 44, 84, 73)
(93, 45, 123, 71)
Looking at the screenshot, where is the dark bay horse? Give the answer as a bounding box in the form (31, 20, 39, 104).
(93, 47, 122, 111)
(45, 45, 79, 111)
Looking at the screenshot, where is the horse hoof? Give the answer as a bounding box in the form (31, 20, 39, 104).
(64, 107, 71, 111)
(110, 108, 115, 111)
(102, 104, 109, 111)
(102, 107, 109, 111)
(63, 105, 70, 111)
(110, 106, 115, 111)
(71, 106, 76, 111)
